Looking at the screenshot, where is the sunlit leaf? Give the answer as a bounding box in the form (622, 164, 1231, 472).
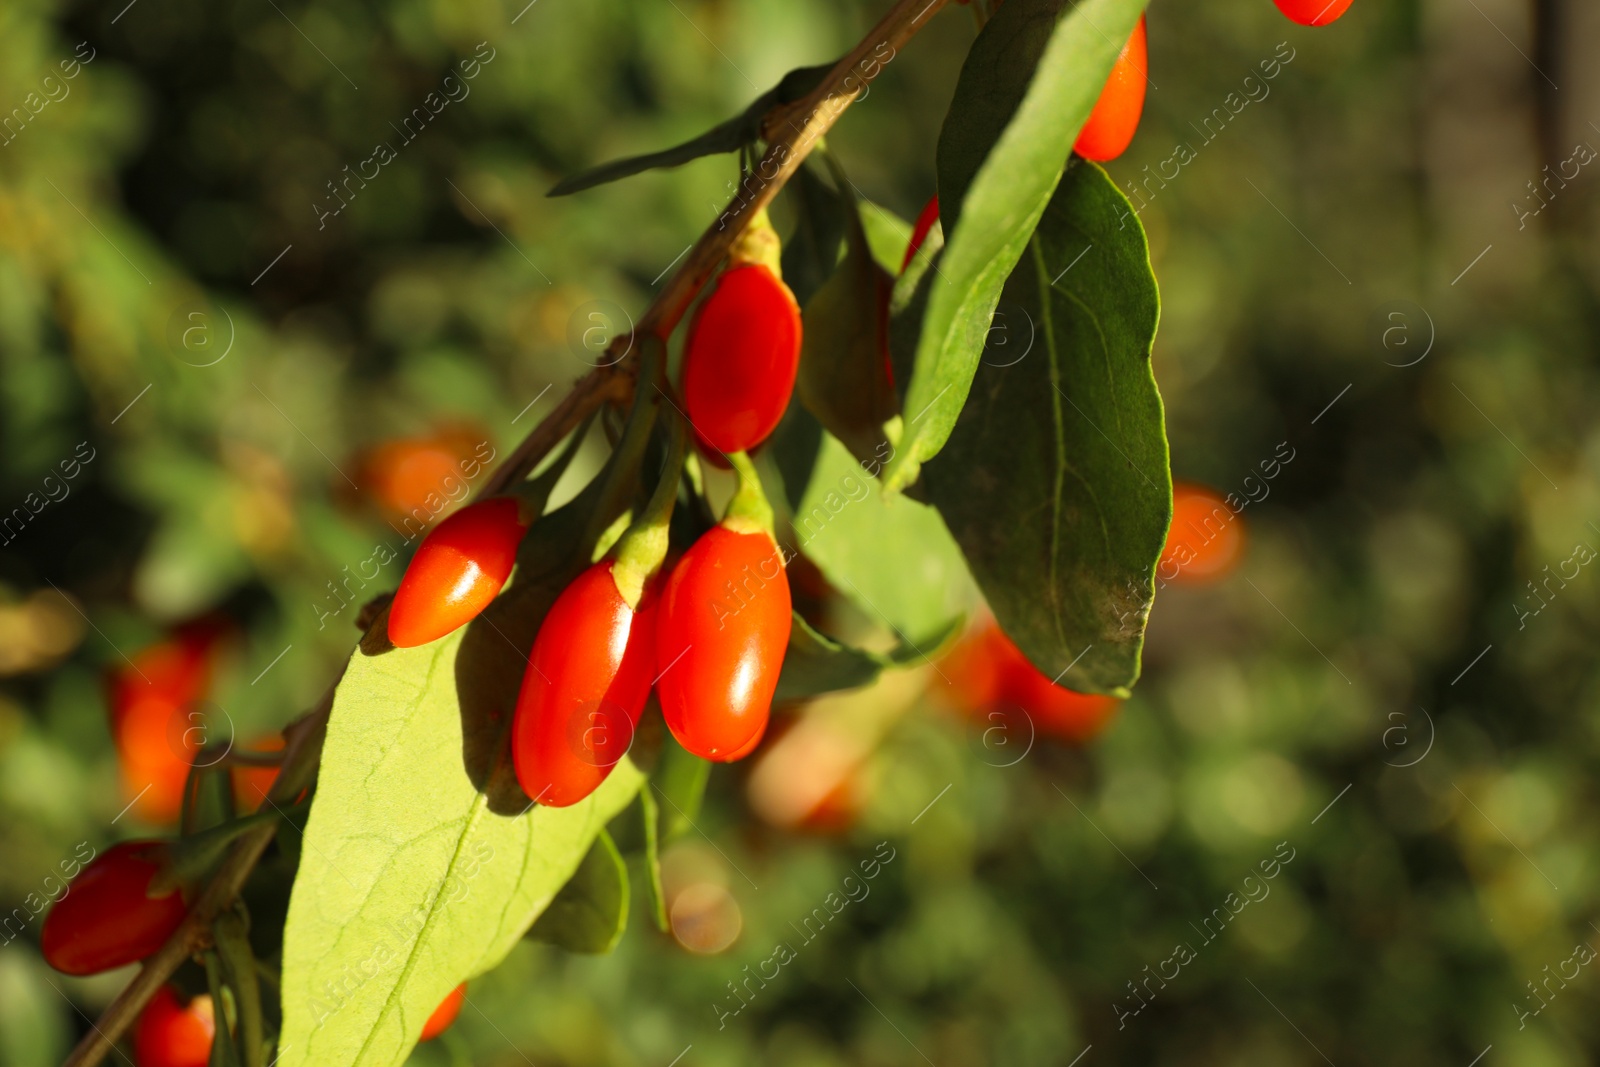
(884, 0, 1151, 492)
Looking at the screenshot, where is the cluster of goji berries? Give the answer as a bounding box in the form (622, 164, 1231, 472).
(388, 222, 800, 808)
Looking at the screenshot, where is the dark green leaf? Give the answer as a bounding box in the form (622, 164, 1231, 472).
(527, 829, 629, 954)
(924, 161, 1167, 696)
(548, 63, 833, 196)
(884, 0, 1150, 492)
(203, 951, 245, 1067)
(214, 909, 266, 1067)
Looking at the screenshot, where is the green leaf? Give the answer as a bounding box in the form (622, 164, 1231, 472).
(795, 433, 972, 642)
(276, 625, 643, 1067)
(776, 613, 960, 702)
(526, 829, 629, 954)
(796, 158, 898, 466)
(924, 161, 1167, 696)
(548, 63, 833, 196)
(883, 0, 1151, 493)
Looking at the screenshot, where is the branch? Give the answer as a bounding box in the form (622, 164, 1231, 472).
(483, 0, 952, 492)
(60, 2, 952, 1061)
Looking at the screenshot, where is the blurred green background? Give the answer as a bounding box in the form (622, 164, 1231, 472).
(3, 0, 1599, 1064)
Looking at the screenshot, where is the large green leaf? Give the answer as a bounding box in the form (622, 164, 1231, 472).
(548, 63, 832, 196)
(924, 160, 1167, 696)
(277, 628, 643, 1067)
(883, 0, 1150, 492)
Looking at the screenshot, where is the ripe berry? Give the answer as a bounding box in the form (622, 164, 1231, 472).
(1159, 483, 1244, 583)
(420, 983, 466, 1041)
(1075, 15, 1148, 162)
(900, 195, 940, 272)
(512, 561, 656, 808)
(388, 497, 528, 647)
(682, 264, 802, 455)
(133, 986, 214, 1067)
(40, 841, 187, 976)
(1273, 0, 1352, 26)
(656, 525, 792, 761)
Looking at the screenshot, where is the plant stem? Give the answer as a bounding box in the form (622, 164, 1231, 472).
(59, 2, 953, 1062)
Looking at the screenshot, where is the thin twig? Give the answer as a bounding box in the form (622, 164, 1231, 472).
(60, 1, 952, 1061)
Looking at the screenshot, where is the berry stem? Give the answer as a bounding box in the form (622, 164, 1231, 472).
(611, 411, 689, 609)
(580, 336, 667, 559)
(722, 450, 776, 538)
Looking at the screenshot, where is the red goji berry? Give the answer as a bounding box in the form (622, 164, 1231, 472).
(1075, 16, 1148, 163)
(388, 497, 527, 647)
(420, 983, 466, 1041)
(682, 264, 802, 455)
(133, 986, 214, 1067)
(511, 561, 656, 807)
(1273, 0, 1352, 26)
(40, 841, 187, 976)
(900, 195, 940, 272)
(656, 525, 792, 761)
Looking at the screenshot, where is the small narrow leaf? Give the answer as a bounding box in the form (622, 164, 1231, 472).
(548, 63, 833, 196)
(638, 785, 668, 931)
(776, 613, 960, 702)
(924, 161, 1167, 695)
(652, 733, 711, 842)
(527, 829, 629, 954)
(781, 161, 849, 308)
(796, 158, 898, 466)
(884, 0, 1150, 492)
